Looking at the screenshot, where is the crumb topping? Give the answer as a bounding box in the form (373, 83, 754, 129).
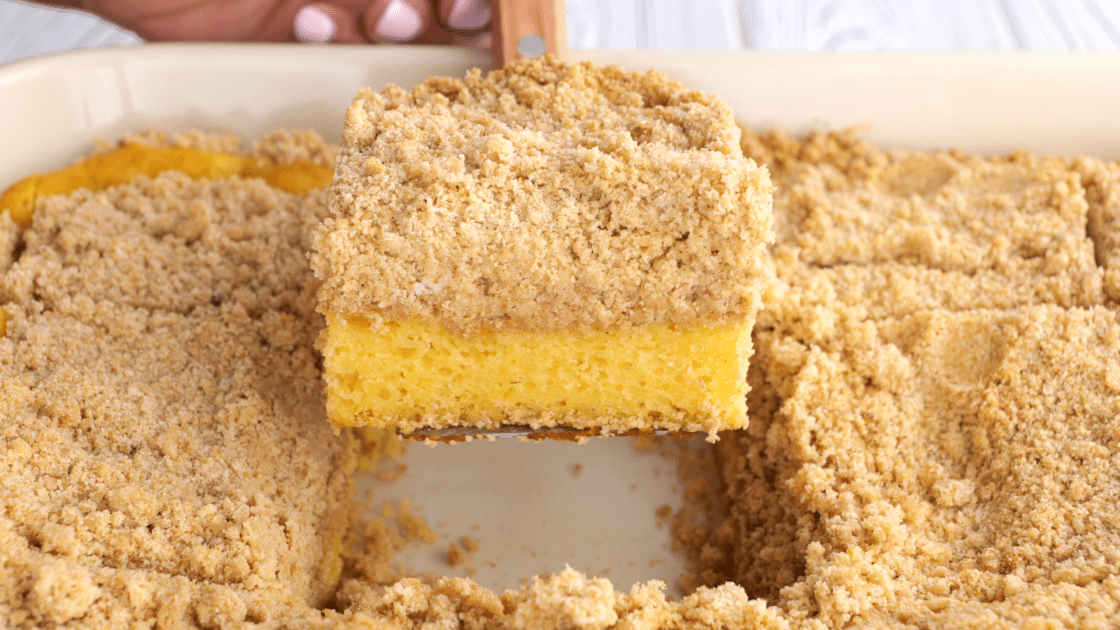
(91, 128, 338, 170)
(0, 210, 17, 274)
(748, 130, 1099, 294)
(735, 304, 1120, 628)
(0, 133, 354, 626)
(1073, 156, 1120, 303)
(2, 173, 328, 320)
(312, 57, 773, 334)
(706, 128, 1120, 628)
(91, 129, 245, 157)
(254, 129, 340, 169)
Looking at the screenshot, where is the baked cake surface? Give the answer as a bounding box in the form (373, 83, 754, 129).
(709, 129, 1120, 628)
(0, 132, 354, 627)
(312, 57, 773, 436)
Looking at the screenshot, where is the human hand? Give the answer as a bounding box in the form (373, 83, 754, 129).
(61, 0, 491, 45)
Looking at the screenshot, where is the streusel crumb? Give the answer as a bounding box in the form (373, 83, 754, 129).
(725, 305, 1120, 628)
(0, 133, 354, 627)
(91, 128, 338, 170)
(92, 128, 245, 156)
(312, 56, 773, 334)
(0, 210, 17, 273)
(753, 130, 1100, 306)
(1073, 156, 1120, 303)
(703, 128, 1120, 628)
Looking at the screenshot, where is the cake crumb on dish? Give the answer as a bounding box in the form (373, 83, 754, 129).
(447, 542, 468, 568)
(445, 536, 481, 569)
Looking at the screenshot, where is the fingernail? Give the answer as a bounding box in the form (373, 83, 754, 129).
(448, 0, 490, 30)
(294, 5, 337, 43)
(376, 0, 423, 42)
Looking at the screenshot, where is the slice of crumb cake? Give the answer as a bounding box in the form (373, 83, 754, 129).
(312, 57, 773, 439)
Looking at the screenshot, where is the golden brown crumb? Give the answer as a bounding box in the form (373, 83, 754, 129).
(499, 567, 790, 630)
(89, 128, 339, 172)
(729, 305, 1120, 628)
(744, 129, 1102, 312)
(253, 129, 340, 168)
(341, 518, 401, 585)
(710, 129, 1120, 628)
(397, 500, 437, 544)
(91, 128, 245, 156)
(0, 133, 354, 626)
(334, 576, 507, 629)
(709, 360, 799, 602)
(312, 56, 773, 335)
(374, 463, 408, 482)
(572, 463, 584, 477)
(0, 209, 17, 338)
(4, 175, 329, 320)
(665, 436, 730, 593)
(1073, 157, 1120, 267)
(353, 426, 406, 474)
(0, 210, 17, 274)
(764, 253, 1105, 328)
(1073, 156, 1120, 303)
(446, 542, 467, 568)
(504, 567, 620, 630)
(441, 537, 478, 571)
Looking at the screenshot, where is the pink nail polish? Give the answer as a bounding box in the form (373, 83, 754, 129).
(448, 0, 490, 30)
(294, 5, 337, 43)
(376, 0, 424, 42)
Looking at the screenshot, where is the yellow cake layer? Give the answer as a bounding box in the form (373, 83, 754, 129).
(321, 315, 751, 435)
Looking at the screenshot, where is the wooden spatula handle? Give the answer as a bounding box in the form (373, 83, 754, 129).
(492, 0, 567, 68)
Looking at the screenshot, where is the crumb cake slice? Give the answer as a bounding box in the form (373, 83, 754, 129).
(312, 57, 773, 438)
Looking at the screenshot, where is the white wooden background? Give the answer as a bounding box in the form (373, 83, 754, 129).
(2, 0, 1120, 65)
